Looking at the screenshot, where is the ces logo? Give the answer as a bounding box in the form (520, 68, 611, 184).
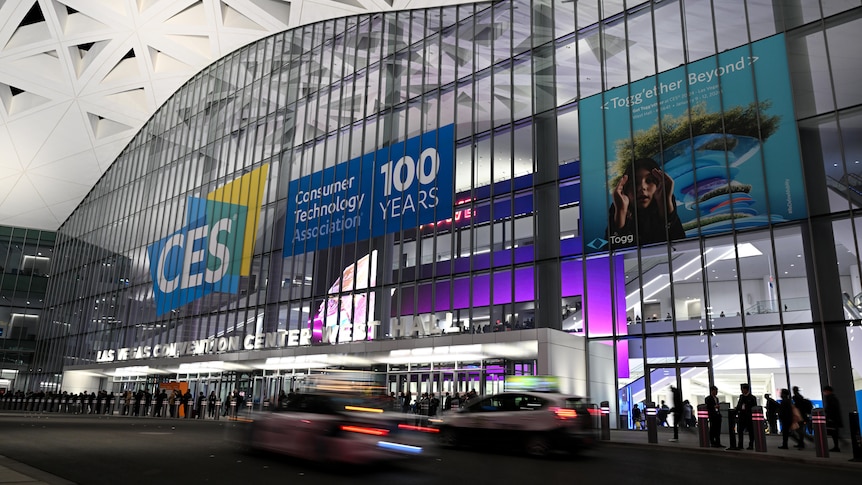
(147, 165, 268, 316)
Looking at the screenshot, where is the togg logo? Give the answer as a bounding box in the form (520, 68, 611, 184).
(147, 165, 268, 315)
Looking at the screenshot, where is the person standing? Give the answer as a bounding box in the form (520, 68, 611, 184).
(705, 386, 723, 447)
(791, 386, 812, 447)
(777, 388, 803, 449)
(822, 385, 843, 452)
(207, 390, 217, 418)
(735, 383, 757, 450)
(632, 404, 643, 430)
(764, 393, 779, 435)
(669, 386, 683, 442)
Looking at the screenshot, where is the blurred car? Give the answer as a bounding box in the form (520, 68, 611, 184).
(241, 392, 436, 464)
(434, 391, 595, 457)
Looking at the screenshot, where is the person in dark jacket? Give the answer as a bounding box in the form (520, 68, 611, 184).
(822, 385, 843, 452)
(705, 386, 723, 447)
(607, 157, 685, 248)
(764, 393, 779, 435)
(734, 383, 757, 450)
(670, 386, 684, 442)
(777, 388, 803, 449)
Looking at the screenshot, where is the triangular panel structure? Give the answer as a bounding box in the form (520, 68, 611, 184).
(221, 2, 267, 30)
(87, 112, 135, 139)
(166, 1, 208, 26)
(148, 46, 194, 73)
(248, 0, 291, 25)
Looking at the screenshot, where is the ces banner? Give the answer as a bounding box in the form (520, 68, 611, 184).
(284, 125, 454, 256)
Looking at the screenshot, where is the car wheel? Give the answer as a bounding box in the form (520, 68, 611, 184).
(438, 427, 459, 448)
(525, 434, 551, 458)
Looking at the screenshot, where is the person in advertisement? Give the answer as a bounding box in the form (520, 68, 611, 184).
(607, 157, 685, 247)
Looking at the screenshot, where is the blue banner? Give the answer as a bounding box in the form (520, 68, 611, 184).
(580, 34, 806, 253)
(284, 125, 454, 255)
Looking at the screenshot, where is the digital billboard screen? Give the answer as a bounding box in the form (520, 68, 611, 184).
(580, 34, 806, 253)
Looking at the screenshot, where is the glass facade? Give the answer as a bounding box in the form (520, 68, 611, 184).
(0, 226, 55, 392)
(26, 1, 862, 426)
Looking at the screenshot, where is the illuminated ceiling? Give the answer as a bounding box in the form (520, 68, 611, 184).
(0, 0, 474, 231)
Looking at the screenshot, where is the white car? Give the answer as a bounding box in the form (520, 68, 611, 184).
(435, 391, 595, 457)
(241, 393, 435, 464)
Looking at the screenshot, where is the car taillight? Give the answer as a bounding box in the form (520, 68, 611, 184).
(340, 425, 390, 436)
(551, 407, 578, 420)
(398, 423, 441, 433)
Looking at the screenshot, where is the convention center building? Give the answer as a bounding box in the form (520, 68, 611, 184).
(26, 0, 862, 427)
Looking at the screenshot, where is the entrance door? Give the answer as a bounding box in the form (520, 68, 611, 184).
(644, 363, 711, 429)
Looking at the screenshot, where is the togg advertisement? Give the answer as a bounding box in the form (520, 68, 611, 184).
(580, 34, 806, 253)
(284, 125, 454, 256)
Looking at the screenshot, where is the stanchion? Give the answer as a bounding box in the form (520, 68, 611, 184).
(600, 401, 610, 441)
(646, 402, 658, 444)
(726, 409, 738, 450)
(849, 410, 861, 462)
(752, 406, 767, 452)
(697, 404, 710, 447)
(811, 408, 829, 458)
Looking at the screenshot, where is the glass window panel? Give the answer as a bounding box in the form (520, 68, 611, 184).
(798, 115, 848, 214)
(772, 226, 811, 323)
(512, 57, 533, 120)
(733, 230, 777, 327)
(713, 0, 752, 52)
(827, 18, 862, 112)
(787, 30, 834, 119)
(704, 234, 743, 325)
(578, 29, 602, 100)
(475, 136, 492, 191)
(554, 0, 575, 38)
(601, 17, 628, 91)
(493, 129, 512, 185)
(555, 40, 577, 107)
(557, 107, 578, 164)
(670, 238, 707, 328)
(577, 0, 599, 30)
(626, 6, 656, 83)
(492, 66, 513, 128)
(683, 0, 717, 63)
(746, 0, 778, 42)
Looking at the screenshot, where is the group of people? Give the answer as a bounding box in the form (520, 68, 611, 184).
(705, 383, 844, 453)
(0, 388, 247, 419)
(392, 389, 478, 416)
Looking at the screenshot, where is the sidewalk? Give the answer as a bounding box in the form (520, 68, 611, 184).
(0, 455, 74, 485)
(605, 427, 862, 469)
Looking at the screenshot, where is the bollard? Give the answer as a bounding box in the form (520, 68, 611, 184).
(849, 410, 862, 462)
(200, 401, 207, 419)
(811, 408, 829, 458)
(246, 399, 253, 417)
(697, 404, 710, 447)
(726, 409, 738, 449)
(646, 402, 658, 444)
(215, 400, 222, 420)
(752, 406, 767, 452)
(600, 401, 610, 441)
